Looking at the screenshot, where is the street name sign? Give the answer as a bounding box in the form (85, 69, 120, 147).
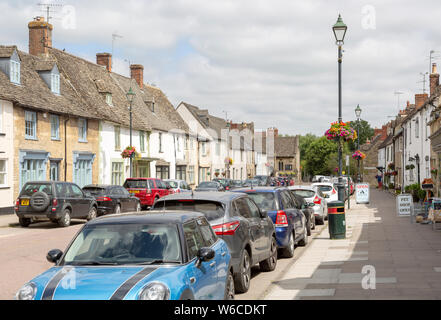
(355, 183, 370, 204)
(396, 194, 413, 217)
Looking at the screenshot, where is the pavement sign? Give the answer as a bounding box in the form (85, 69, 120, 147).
(355, 183, 370, 204)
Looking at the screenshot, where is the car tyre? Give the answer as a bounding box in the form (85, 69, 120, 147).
(87, 206, 97, 221)
(298, 224, 308, 246)
(18, 217, 31, 228)
(280, 231, 295, 258)
(136, 202, 141, 212)
(234, 250, 251, 293)
(260, 236, 277, 272)
(114, 204, 121, 214)
(58, 209, 71, 227)
(224, 270, 235, 300)
(311, 216, 316, 231)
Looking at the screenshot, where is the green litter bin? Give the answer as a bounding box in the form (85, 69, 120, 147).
(328, 201, 346, 239)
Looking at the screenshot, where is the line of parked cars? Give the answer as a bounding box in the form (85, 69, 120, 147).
(14, 175, 337, 300)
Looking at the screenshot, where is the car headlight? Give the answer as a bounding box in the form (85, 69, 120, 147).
(15, 282, 37, 300)
(138, 282, 170, 300)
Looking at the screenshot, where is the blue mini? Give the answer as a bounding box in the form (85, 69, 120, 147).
(15, 212, 234, 300)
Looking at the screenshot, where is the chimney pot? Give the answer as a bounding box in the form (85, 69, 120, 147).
(430, 63, 440, 97)
(130, 64, 144, 89)
(96, 53, 112, 72)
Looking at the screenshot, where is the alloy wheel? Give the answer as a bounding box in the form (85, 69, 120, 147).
(242, 252, 251, 289)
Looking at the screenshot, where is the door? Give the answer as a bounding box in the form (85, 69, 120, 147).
(50, 161, 59, 181)
(120, 187, 137, 211)
(110, 187, 123, 211)
(68, 184, 89, 217)
(281, 191, 302, 236)
(183, 221, 218, 300)
(245, 197, 270, 256)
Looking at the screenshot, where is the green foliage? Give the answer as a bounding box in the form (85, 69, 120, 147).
(347, 120, 375, 152)
(304, 136, 338, 176)
(299, 133, 318, 160)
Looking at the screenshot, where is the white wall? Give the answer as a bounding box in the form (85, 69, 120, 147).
(0, 100, 14, 212)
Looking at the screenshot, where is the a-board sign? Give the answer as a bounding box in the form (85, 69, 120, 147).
(355, 183, 370, 204)
(396, 193, 413, 216)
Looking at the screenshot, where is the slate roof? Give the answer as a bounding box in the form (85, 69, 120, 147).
(377, 133, 394, 149)
(274, 136, 298, 158)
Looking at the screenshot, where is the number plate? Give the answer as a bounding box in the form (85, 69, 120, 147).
(130, 190, 140, 194)
(21, 199, 30, 206)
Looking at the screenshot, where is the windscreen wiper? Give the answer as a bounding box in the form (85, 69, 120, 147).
(69, 261, 119, 266)
(134, 259, 181, 265)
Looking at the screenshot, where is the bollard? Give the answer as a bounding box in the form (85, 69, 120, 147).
(328, 201, 346, 239)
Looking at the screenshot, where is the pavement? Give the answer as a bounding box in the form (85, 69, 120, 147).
(263, 188, 441, 300)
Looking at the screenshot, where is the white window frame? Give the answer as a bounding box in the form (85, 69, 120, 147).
(51, 73, 60, 95)
(0, 159, 7, 187)
(25, 110, 37, 140)
(10, 60, 20, 84)
(105, 93, 113, 106)
(159, 132, 163, 153)
(114, 126, 121, 150)
(78, 118, 87, 142)
(0, 103, 3, 133)
(50, 114, 60, 140)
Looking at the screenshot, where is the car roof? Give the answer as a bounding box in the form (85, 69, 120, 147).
(289, 185, 315, 190)
(83, 184, 117, 189)
(233, 186, 286, 192)
(312, 182, 334, 186)
(125, 178, 156, 180)
(158, 191, 246, 203)
(87, 211, 205, 226)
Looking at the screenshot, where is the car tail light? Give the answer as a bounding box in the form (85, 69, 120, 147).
(332, 188, 337, 195)
(97, 196, 112, 201)
(52, 198, 58, 206)
(275, 211, 289, 227)
(225, 186, 230, 190)
(313, 196, 321, 205)
(14, 199, 19, 211)
(212, 221, 240, 235)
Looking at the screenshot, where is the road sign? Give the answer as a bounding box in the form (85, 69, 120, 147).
(355, 183, 370, 204)
(396, 193, 413, 217)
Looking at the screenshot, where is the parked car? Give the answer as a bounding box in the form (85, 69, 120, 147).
(153, 192, 277, 294)
(164, 179, 192, 194)
(15, 181, 98, 228)
(212, 178, 233, 191)
(123, 178, 171, 210)
(82, 184, 141, 215)
(195, 181, 225, 192)
(241, 179, 260, 187)
(253, 175, 271, 186)
(312, 182, 338, 203)
(231, 180, 245, 189)
(289, 185, 328, 224)
(232, 187, 308, 259)
(291, 193, 316, 235)
(312, 175, 325, 183)
(15, 211, 234, 300)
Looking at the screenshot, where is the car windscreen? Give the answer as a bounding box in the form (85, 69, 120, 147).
(245, 192, 277, 211)
(166, 181, 179, 188)
(123, 180, 149, 188)
(317, 185, 332, 192)
(156, 200, 225, 222)
(62, 223, 182, 265)
(198, 182, 218, 188)
(20, 183, 53, 196)
(291, 189, 315, 198)
(82, 187, 106, 196)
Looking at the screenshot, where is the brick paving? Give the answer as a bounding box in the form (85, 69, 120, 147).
(264, 188, 441, 300)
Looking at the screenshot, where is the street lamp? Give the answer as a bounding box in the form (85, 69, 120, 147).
(355, 104, 362, 182)
(126, 87, 136, 178)
(333, 14, 348, 201)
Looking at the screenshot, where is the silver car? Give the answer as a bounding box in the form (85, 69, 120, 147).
(163, 179, 192, 193)
(289, 185, 328, 224)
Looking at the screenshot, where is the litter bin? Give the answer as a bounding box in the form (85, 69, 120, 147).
(328, 201, 346, 239)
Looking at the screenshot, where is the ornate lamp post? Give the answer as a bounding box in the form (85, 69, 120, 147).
(355, 104, 362, 182)
(126, 87, 136, 178)
(333, 14, 348, 201)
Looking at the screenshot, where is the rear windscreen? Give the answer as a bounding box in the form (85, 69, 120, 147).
(246, 193, 277, 211)
(292, 190, 315, 198)
(21, 183, 53, 196)
(318, 186, 332, 192)
(156, 200, 225, 222)
(167, 181, 179, 188)
(82, 187, 106, 196)
(123, 180, 149, 188)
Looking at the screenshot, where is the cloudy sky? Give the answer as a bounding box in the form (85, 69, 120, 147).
(2, 0, 441, 136)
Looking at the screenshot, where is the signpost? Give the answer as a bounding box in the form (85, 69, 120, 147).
(355, 183, 370, 204)
(396, 194, 413, 220)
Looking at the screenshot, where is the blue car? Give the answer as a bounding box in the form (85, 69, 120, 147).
(15, 211, 234, 300)
(233, 187, 308, 258)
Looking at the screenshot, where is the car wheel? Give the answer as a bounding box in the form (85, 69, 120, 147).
(307, 216, 312, 236)
(224, 270, 235, 300)
(234, 250, 251, 293)
(260, 236, 278, 272)
(87, 206, 97, 221)
(311, 216, 316, 230)
(316, 216, 324, 225)
(114, 204, 121, 214)
(298, 224, 308, 246)
(18, 218, 31, 228)
(58, 209, 71, 227)
(280, 231, 295, 258)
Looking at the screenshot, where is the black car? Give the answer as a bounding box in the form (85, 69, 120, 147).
(195, 181, 225, 192)
(212, 178, 234, 190)
(15, 181, 98, 228)
(291, 193, 316, 236)
(253, 175, 271, 186)
(153, 192, 277, 294)
(82, 184, 141, 215)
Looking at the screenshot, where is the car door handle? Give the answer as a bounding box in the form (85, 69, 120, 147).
(209, 261, 216, 267)
(221, 252, 226, 257)
(190, 277, 196, 284)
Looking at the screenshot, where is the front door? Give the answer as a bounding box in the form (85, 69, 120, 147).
(68, 184, 89, 217)
(50, 161, 59, 181)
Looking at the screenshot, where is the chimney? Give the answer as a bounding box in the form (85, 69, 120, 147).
(430, 63, 439, 97)
(406, 101, 410, 109)
(28, 16, 53, 56)
(267, 127, 278, 138)
(130, 64, 144, 89)
(96, 53, 112, 72)
(415, 93, 428, 109)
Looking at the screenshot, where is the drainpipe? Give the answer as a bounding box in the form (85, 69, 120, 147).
(64, 117, 69, 181)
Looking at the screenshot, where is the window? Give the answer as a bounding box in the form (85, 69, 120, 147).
(50, 161, 59, 181)
(234, 198, 253, 219)
(114, 126, 121, 150)
(10, 60, 20, 84)
(78, 118, 87, 142)
(176, 165, 186, 181)
(183, 221, 206, 260)
(285, 164, 293, 171)
(159, 133, 163, 153)
(279, 161, 283, 171)
(415, 118, 419, 139)
(244, 198, 261, 218)
(0, 104, 3, 133)
(0, 160, 7, 187)
(20, 159, 45, 188)
(198, 218, 217, 246)
(51, 73, 60, 94)
(140, 131, 145, 152)
(199, 167, 208, 182)
(105, 93, 113, 106)
(25, 111, 37, 140)
(50, 114, 60, 140)
(73, 158, 93, 188)
(216, 142, 220, 156)
(188, 165, 195, 184)
(156, 166, 169, 180)
(111, 162, 123, 185)
(201, 142, 206, 156)
(409, 122, 412, 144)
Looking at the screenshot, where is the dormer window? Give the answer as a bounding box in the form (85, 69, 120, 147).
(36, 63, 60, 95)
(105, 93, 113, 106)
(51, 73, 60, 94)
(10, 60, 20, 84)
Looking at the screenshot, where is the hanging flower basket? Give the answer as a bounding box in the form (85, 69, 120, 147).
(405, 164, 415, 170)
(224, 157, 233, 165)
(352, 150, 366, 161)
(324, 121, 357, 142)
(388, 163, 395, 171)
(431, 168, 438, 176)
(121, 146, 139, 159)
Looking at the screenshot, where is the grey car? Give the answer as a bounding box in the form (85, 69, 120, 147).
(153, 192, 277, 294)
(289, 185, 328, 224)
(163, 179, 192, 193)
(195, 181, 225, 192)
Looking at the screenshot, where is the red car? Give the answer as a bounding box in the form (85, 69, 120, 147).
(123, 178, 171, 210)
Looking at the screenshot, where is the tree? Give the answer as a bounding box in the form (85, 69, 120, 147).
(348, 120, 375, 151)
(304, 137, 338, 176)
(299, 133, 318, 160)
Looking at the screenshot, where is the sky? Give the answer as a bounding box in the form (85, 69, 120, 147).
(2, 0, 441, 136)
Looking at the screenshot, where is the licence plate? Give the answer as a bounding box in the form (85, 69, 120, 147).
(130, 190, 140, 194)
(21, 199, 30, 206)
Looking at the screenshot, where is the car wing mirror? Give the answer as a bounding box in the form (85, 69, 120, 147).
(46, 249, 63, 264)
(260, 210, 268, 218)
(196, 247, 215, 268)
